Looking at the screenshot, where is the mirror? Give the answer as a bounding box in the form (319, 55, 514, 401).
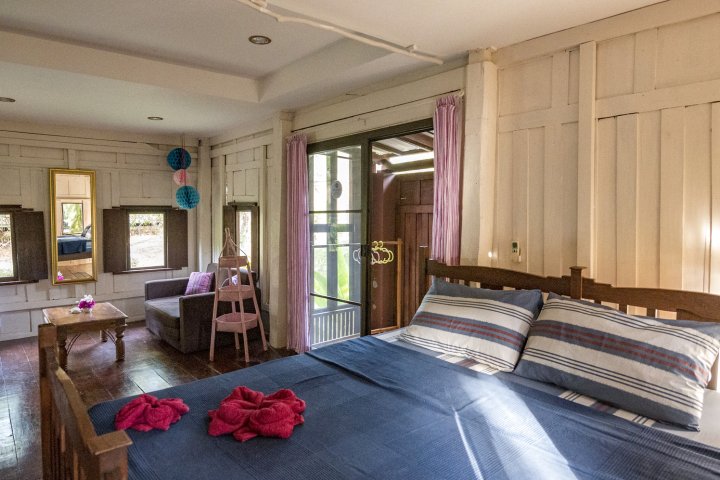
(50, 169, 97, 284)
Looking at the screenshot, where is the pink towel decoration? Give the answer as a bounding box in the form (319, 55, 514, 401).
(208, 386, 305, 442)
(115, 394, 190, 432)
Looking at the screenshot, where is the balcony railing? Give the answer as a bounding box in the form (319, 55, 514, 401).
(311, 305, 360, 347)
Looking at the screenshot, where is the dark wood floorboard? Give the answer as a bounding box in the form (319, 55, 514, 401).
(0, 322, 289, 480)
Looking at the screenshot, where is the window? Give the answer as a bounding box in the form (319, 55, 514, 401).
(0, 208, 48, 284)
(0, 213, 14, 280)
(102, 207, 188, 273)
(61, 203, 84, 235)
(222, 204, 259, 275)
(129, 212, 166, 269)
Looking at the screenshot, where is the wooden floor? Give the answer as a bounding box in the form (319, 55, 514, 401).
(0, 322, 288, 480)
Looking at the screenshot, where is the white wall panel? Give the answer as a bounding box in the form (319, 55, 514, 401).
(656, 14, 720, 89)
(487, 10, 720, 295)
(0, 130, 199, 341)
(596, 35, 635, 99)
(636, 111, 661, 287)
(682, 103, 711, 292)
(498, 56, 552, 116)
(595, 117, 617, 285)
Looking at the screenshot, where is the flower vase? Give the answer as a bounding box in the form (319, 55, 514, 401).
(82, 307, 92, 313)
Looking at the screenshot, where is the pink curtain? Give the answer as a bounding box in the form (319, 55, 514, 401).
(432, 94, 463, 265)
(286, 133, 311, 352)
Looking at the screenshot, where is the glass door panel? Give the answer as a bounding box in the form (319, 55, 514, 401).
(309, 146, 363, 347)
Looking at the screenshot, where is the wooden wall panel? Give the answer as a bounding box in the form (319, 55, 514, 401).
(527, 128, 545, 275)
(396, 208, 432, 326)
(560, 123, 579, 274)
(615, 114, 638, 287)
(542, 125, 562, 276)
(511, 130, 529, 272)
(595, 117, 617, 285)
(498, 56, 553, 116)
(596, 35, 635, 99)
(636, 111, 661, 287)
(494, 132, 513, 268)
(656, 14, 720, 89)
(682, 103, 711, 292)
(659, 107, 685, 289)
(711, 103, 720, 294)
(0, 133, 196, 341)
(485, 10, 720, 296)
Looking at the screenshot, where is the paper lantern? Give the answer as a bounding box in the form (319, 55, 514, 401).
(173, 169, 187, 186)
(167, 148, 191, 170)
(176, 185, 200, 209)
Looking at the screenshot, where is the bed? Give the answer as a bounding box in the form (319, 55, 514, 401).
(57, 235, 92, 260)
(39, 247, 720, 479)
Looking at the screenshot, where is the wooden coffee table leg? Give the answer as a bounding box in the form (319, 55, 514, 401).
(57, 330, 68, 370)
(115, 324, 126, 362)
(101, 330, 108, 342)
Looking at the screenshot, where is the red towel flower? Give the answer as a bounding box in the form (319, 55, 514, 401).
(208, 386, 305, 442)
(115, 394, 190, 432)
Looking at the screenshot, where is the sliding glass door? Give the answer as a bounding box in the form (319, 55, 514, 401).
(308, 145, 364, 347)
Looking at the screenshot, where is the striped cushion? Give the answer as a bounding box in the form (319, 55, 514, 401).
(400, 288, 542, 372)
(514, 295, 720, 430)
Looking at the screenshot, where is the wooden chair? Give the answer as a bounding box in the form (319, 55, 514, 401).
(209, 251, 267, 363)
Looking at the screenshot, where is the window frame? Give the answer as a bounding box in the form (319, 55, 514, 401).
(103, 206, 187, 274)
(0, 209, 18, 282)
(126, 208, 168, 271)
(224, 203, 260, 277)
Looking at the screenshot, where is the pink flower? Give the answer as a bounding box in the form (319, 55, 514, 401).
(78, 294, 96, 310)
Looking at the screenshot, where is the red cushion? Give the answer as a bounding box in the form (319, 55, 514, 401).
(185, 272, 214, 295)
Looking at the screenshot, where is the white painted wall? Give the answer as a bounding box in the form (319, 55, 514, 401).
(477, 8, 720, 295)
(0, 125, 200, 341)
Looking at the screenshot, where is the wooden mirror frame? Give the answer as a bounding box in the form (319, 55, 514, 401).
(49, 169, 97, 285)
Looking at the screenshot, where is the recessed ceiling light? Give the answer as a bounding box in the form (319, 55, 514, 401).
(248, 35, 271, 45)
(0, 97, 16, 103)
(147, 116, 164, 121)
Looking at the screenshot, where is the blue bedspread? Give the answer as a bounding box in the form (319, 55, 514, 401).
(57, 236, 90, 254)
(89, 337, 720, 479)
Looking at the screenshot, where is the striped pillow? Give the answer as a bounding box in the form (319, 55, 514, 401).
(514, 295, 720, 430)
(400, 284, 542, 372)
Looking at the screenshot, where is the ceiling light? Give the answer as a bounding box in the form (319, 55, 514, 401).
(147, 116, 164, 121)
(391, 167, 434, 176)
(249, 35, 271, 45)
(0, 97, 16, 103)
(388, 151, 434, 165)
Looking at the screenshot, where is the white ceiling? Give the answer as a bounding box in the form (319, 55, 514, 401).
(0, 0, 663, 137)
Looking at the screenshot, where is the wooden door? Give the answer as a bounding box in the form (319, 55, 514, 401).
(396, 175, 433, 326)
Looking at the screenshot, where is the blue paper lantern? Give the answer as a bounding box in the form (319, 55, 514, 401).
(176, 185, 200, 209)
(167, 148, 191, 170)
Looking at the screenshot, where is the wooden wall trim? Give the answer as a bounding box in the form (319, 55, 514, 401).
(576, 41, 597, 276)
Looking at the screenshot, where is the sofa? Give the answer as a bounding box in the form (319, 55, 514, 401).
(144, 264, 261, 353)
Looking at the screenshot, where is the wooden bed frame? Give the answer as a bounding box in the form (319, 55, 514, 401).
(39, 247, 720, 479)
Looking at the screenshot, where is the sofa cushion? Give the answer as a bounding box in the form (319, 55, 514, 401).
(145, 296, 181, 323)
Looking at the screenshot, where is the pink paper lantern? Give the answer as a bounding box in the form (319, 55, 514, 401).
(173, 169, 187, 186)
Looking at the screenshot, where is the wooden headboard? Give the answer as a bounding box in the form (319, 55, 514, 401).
(416, 246, 720, 390)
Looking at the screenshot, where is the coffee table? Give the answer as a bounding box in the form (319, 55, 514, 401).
(42, 302, 128, 370)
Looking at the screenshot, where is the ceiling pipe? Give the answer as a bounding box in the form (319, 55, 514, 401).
(235, 0, 444, 65)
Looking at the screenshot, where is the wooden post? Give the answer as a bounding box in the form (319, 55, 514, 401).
(570, 266, 585, 299)
(416, 246, 430, 311)
(396, 238, 403, 329)
(39, 323, 57, 480)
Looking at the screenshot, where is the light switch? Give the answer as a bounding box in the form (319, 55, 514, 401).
(511, 241, 522, 263)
